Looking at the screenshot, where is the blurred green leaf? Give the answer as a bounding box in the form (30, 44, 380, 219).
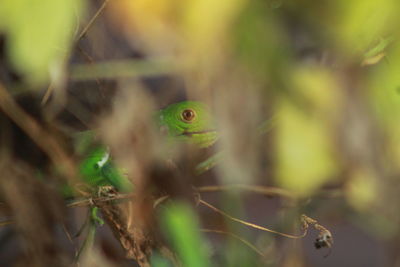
(276, 102, 335, 195)
(161, 202, 211, 267)
(333, 0, 399, 56)
(368, 43, 400, 165)
(0, 0, 84, 85)
(233, 0, 291, 85)
(363, 36, 394, 62)
(183, 0, 246, 48)
(345, 168, 377, 211)
(276, 67, 339, 195)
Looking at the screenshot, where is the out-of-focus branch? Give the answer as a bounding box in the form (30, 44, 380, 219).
(0, 82, 76, 182)
(201, 228, 264, 256)
(197, 184, 295, 199)
(70, 59, 181, 81)
(66, 193, 136, 208)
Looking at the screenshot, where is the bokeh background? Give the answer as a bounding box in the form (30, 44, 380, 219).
(1, 0, 400, 266)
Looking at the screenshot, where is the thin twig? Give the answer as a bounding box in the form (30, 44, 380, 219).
(75, 45, 104, 93)
(197, 184, 294, 199)
(41, 83, 54, 106)
(77, 0, 109, 41)
(0, 193, 135, 214)
(70, 59, 179, 81)
(201, 228, 264, 257)
(66, 193, 136, 208)
(42, 0, 109, 105)
(198, 198, 306, 239)
(153, 195, 170, 209)
(62, 224, 75, 245)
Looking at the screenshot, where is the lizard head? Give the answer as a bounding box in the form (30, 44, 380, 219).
(158, 101, 218, 148)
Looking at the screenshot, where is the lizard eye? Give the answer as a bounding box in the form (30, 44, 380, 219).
(181, 109, 196, 123)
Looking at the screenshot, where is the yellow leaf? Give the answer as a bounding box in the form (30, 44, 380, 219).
(333, 0, 399, 55)
(345, 168, 377, 211)
(275, 67, 340, 195)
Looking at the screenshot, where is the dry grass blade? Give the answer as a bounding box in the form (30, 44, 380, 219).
(77, 0, 110, 41)
(201, 228, 264, 257)
(197, 184, 294, 199)
(198, 198, 307, 239)
(66, 193, 136, 208)
(70, 59, 180, 81)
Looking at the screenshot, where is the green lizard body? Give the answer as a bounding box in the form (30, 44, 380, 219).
(77, 101, 218, 194)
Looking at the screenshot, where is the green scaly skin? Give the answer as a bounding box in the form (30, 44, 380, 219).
(157, 101, 218, 148)
(78, 101, 218, 194)
(79, 146, 131, 193)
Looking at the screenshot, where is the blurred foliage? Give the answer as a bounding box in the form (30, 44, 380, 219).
(159, 202, 210, 267)
(0, 0, 84, 85)
(1, 0, 400, 266)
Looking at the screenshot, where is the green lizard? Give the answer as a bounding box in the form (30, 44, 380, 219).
(77, 100, 218, 194)
(77, 100, 275, 192)
(72, 101, 219, 259)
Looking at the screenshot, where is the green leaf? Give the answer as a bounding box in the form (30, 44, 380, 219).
(161, 202, 211, 267)
(368, 44, 400, 166)
(333, 0, 399, 55)
(0, 0, 85, 85)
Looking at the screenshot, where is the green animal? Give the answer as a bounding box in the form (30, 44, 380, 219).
(157, 101, 218, 148)
(77, 101, 218, 194)
(73, 101, 219, 259)
(77, 100, 275, 192)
